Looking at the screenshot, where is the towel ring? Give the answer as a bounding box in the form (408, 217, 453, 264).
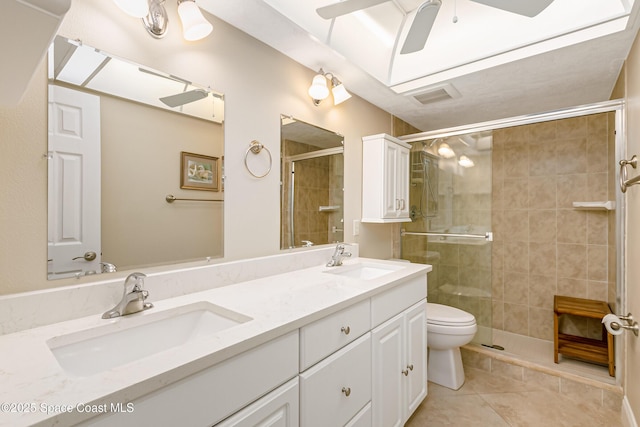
(244, 140, 272, 178)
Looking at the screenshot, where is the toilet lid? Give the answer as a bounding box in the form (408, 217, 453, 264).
(427, 303, 476, 326)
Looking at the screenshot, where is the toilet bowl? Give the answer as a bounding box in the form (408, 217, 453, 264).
(427, 303, 477, 390)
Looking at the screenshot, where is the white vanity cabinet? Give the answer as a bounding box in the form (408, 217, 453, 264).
(362, 134, 411, 223)
(370, 278, 427, 427)
(298, 299, 372, 427)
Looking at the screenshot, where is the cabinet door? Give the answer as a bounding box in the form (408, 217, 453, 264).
(404, 301, 427, 419)
(215, 378, 299, 427)
(371, 313, 404, 427)
(396, 145, 410, 219)
(382, 140, 399, 218)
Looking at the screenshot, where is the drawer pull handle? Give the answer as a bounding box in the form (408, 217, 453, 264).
(402, 369, 409, 376)
(342, 387, 351, 397)
(408, 364, 414, 371)
(341, 326, 351, 335)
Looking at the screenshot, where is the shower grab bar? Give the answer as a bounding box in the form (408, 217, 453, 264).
(620, 155, 640, 193)
(165, 194, 223, 203)
(401, 230, 493, 242)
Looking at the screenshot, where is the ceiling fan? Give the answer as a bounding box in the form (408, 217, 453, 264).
(317, 0, 554, 54)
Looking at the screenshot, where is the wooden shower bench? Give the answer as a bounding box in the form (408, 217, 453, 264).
(553, 295, 615, 377)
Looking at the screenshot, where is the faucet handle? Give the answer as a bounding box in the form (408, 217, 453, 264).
(124, 272, 147, 292)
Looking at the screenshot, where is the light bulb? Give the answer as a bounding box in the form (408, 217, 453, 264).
(178, 0, 213, 41)
(308, 74, 329, 102)
(438, 142, 455, 158)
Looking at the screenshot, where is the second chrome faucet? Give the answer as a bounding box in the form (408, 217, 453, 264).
(102, 272, 153, 319)
(326, 243, 352, 267)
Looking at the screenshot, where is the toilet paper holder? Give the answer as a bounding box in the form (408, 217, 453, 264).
(609, 313, 639, 337)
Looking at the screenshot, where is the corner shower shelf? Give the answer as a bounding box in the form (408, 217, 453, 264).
(572, 201, 615, 211)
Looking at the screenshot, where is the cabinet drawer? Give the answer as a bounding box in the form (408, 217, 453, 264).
(300, 299, 370, 370)
(346, 403, 372, 427)
(300, 333, 372, 427)
(371, 276, 426, 328)
(80, 331, 299, 427)
(215, 377, 299, 427)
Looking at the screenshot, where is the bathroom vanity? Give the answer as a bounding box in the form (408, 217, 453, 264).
(0, 253, 429, 426)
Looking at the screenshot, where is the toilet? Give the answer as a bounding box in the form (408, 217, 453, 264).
(427, 302, 477, 390)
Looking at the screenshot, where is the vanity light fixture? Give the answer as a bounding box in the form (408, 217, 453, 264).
(112, 0, 149, 18)
(458, 155, 475, 168)
(177, 0, 213, 41)
(437, 142, 456, 158)
(308, 68, 352, 106)
(114, 0, 212, 41)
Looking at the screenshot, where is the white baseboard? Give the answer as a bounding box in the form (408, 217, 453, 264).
(623, 396, 638, 427)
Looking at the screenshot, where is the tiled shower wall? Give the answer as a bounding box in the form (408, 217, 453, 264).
(492, 112, 616, 341)
(281, 140, 343, 248)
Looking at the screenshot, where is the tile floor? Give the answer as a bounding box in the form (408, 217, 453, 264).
(406, 367, 623, 427)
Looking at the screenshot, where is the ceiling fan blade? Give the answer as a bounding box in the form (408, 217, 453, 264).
(400, 0, 441, 55)
(317, 0, 388, 19)
(160, 89, 208, 108)
(469, 0, 554, 17)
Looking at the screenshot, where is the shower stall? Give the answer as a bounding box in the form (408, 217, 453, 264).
(399, 101, 624, 376)
(401, 131, 494, 345)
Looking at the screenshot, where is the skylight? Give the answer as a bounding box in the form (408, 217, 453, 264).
(263, 0, 634, 94)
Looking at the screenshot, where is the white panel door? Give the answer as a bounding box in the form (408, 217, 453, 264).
(371, 312, 404, 427)
(397, 145, 410, 218)
(47, 85, 101, 278)
(404, 300, 427, 419)
(382, 141, 398, 218)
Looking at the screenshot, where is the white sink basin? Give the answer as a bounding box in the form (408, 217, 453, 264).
(47, 302, 252, 377)
(324, 262, 404, 280)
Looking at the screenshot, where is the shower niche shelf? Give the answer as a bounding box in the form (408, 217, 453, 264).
(572, 201, 615, 211)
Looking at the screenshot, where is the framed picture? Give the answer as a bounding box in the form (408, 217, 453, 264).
(180, 151, 219, 191)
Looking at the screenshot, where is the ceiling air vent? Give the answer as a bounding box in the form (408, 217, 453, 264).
(409, 83, 461, 105)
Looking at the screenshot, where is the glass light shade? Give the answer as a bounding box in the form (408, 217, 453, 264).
(178, 0, 213, 41)
(458, 155, 475, 168)
(308, 74, 329, 101)
(112, 0, 149, 18)
(437, 142, 455, 158)
(331, 83, 352, 105)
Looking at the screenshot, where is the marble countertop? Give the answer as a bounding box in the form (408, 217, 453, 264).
(0, 257, 429, 426)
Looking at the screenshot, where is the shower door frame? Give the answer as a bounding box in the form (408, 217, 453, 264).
(398, 99, 626, 381)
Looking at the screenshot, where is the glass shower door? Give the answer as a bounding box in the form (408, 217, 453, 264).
(401, 132, 493, 345)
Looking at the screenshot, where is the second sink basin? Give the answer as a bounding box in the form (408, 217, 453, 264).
(47, 302, 252, 377)
(324, 261, 404, 280)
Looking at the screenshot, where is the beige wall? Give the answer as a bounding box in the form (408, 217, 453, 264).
(623, 23, 640, 423)
(100, 94, 224, 270)
(0, 0, 392, 295)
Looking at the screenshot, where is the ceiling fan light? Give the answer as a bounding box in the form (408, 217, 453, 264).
(308, 74, 330, 103)
(331, 82, 352, 105)
(437, 142, 455, 158)
(178, 0, 213, 41)
(112, 0, 149, 18)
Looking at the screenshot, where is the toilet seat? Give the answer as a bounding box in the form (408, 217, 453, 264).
(427, 303, 476, 327)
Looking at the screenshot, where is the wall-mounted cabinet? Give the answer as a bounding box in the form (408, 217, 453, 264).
(362, 134, 411, 223)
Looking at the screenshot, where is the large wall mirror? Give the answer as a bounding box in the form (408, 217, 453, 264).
(47, 36, 224, 280)
(280, 115, 344, 249)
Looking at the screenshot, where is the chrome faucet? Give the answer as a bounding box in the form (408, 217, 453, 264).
(326, 243, 352, 267)
(102, 272, 153, 319)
